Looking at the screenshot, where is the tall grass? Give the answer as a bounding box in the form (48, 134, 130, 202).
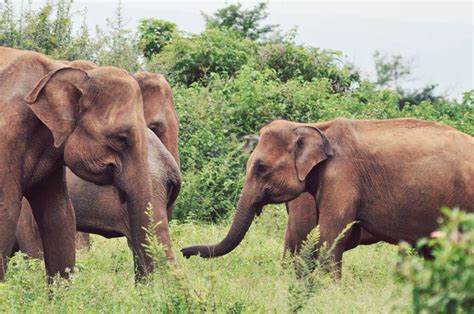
(0, 206, 410, 312)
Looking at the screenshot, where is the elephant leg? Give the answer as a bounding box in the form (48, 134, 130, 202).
(0, 187, 22, 280)
(16, 199, 44, 259)
(317, 184, 359, 279)
(284, 193, 318, 255)
(25, 168, 76, 281)
(76, 232, 91, 251)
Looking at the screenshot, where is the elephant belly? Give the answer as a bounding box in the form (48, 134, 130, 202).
(358, 203, 440, 245)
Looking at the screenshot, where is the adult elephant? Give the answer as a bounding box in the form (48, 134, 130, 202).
(182, 118, 474, 277)
(14, 71, 181, 263)
(284, 193, 380, 255)
(0, 47, 155, 281)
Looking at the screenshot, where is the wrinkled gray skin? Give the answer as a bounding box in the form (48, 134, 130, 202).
(14, 129, 181, 262)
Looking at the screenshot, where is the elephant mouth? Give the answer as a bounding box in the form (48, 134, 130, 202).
(255, 204, 264, 216)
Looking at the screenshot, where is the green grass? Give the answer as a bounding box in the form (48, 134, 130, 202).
(0, 206, 411, 313)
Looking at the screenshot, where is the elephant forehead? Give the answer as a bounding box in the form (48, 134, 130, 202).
(259, 128, 294, 149)
(84, 79, 143, 118)
(88, 67, 141, 97)
(143, 95, 165, 119)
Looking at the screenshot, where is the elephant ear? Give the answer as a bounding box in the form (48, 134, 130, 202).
(294, 126, 334, 181)
(25, 67, 89, 148)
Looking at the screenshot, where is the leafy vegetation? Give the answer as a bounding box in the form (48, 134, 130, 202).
(138, 18, 176, 59)
(203, 1, 278, 42)
(396, 209, 474, 313)
(1, 1, 473, 312)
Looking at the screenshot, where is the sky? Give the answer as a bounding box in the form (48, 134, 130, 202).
(13, 0, 474, 99)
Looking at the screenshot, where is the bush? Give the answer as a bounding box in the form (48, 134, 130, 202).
(138, 18, 176, 59)
(146, 28, 256, 86)
(258, 42, 360, 91)
(0, 0, 95, 60)
(396, 208, 474, 313)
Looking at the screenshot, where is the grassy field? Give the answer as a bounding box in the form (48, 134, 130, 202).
(0, 206, 412, 313)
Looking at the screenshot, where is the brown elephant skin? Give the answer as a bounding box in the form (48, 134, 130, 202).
(0, 47, 155, 280)
(16, 130, 180, 262)
(181, 118, 474, 278)
(284, 192, 379, 255)
(13, 70, 181, 264)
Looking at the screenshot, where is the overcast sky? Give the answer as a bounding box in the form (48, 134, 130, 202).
(15, 0, 473, 99)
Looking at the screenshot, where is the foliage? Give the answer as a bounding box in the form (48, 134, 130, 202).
(396, 208, 474, 313)
(373, 50, 412, 89)
(138, 18, 176, 59)
(0, 0, 94, 60)
(146, 28, 256, 86)
(94, 0, 141, 72)
(462, 90, 474, 106)
(258, 42, 360, 90)
(203, 1, 278, 42)
(287, 222, 356, 313)
(397, 84, 444, 109)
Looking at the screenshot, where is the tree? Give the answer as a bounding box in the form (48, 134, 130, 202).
(0, 0, 94, 60)
(203, 2, 278, 41)
(373, 50, 412, 89)
(372, 51, 446, 108)
(147, 28, 256, 86)
(397, 84, 443, 109)
(94, 0, 141, 71)
(138, 18, 176, 59)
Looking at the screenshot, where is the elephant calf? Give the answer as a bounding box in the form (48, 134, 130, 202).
(182, 118, 474, 277)
(13, 71, 181, 266)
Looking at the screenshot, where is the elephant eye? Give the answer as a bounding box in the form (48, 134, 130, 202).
(149, 122, 164, 137)
(110, 133, 130, 151)
(296, 137, 304, 148)
(255, 161, 270, 175)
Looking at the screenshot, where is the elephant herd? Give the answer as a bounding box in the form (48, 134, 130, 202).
(1, 47, 473, 283)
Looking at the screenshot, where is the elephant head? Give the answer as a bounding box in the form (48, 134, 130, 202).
(181, 120, 333, 258)
(134, 72, 180, 222)
(134, 72, 179, 166)
(25, 66, 155, 277)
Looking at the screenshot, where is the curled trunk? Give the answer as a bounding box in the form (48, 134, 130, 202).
(181, 187, 258, 258)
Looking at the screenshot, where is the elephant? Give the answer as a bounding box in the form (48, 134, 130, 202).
(0, 47, 156, 281)
(13, 71, 181, 263)
(181, 118, 474, 277)
(15, 129, 180, 262)
(284, 193, 380, 255)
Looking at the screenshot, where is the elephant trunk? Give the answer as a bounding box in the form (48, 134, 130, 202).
(117, 147, 154, 279)
(181, 186, 259, 258)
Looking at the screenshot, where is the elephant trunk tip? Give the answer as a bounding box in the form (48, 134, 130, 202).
(181, 246, 215, 259)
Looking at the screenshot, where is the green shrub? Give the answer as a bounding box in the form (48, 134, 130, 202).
(258, 42, 360, 91)
(0, 0, 95, 60)
(138, 18, 176, 59)
(147, 28, 256, 86)
(173, 144, 246, 222)
(396, 208, 474, 313)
